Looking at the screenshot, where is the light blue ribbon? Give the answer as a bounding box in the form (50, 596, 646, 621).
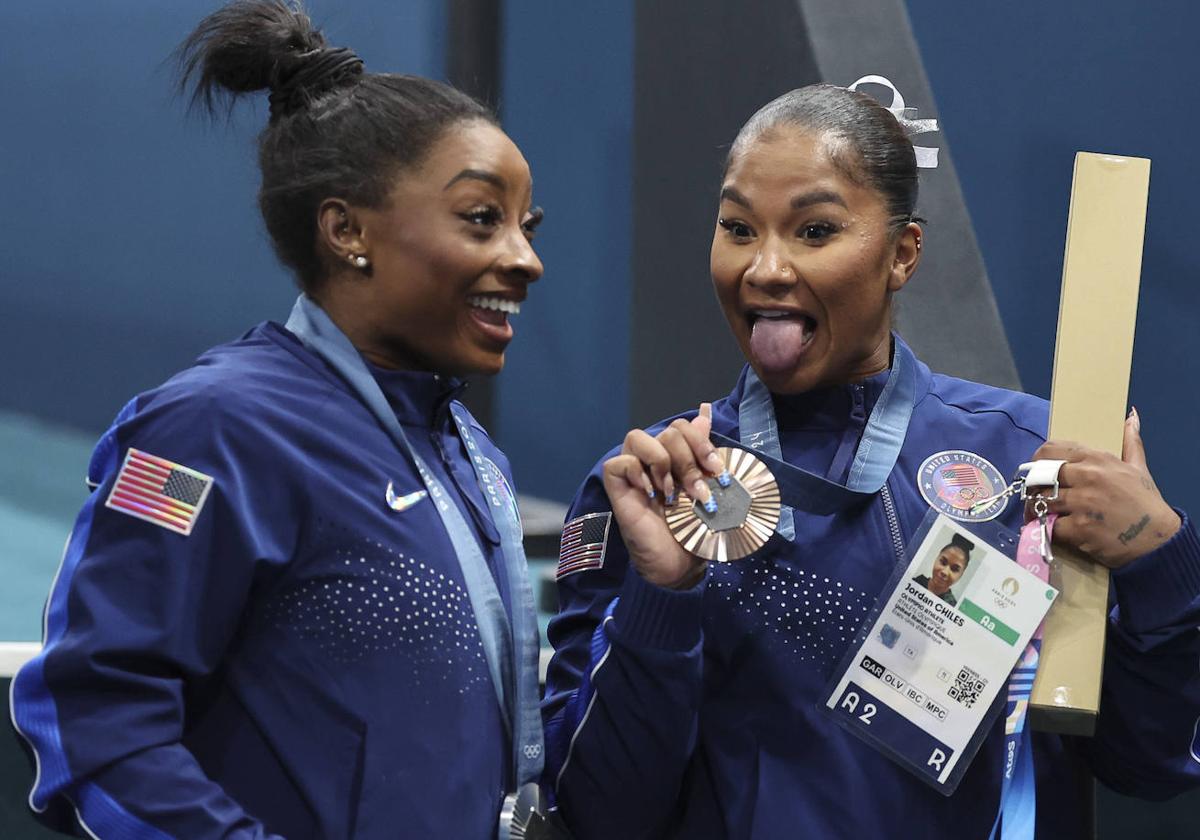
(284, 295, 544, 789)
(1000, 728, 1037, 837)
(447, 402, 545, 788)
(734, 334, 919, 534)
(991, 641, 1042, 839)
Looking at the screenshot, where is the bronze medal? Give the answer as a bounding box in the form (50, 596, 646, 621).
(664, 446, 782, 562)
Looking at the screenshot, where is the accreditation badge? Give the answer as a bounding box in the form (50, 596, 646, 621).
(821, 511, 1058, 794)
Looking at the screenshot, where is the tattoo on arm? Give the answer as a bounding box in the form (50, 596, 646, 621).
(1117, 514, 1151, 545)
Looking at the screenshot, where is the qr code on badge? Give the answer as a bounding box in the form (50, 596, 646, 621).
(948, 666, 988, 708)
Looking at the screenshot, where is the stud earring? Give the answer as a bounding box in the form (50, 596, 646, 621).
(350, 254, 369, 269)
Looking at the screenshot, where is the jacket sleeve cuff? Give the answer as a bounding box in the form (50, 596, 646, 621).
(1112, 509, 1200, 633)
(609, 565, 706, 651)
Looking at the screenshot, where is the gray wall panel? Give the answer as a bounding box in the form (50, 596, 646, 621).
(630, 0, 820, 427)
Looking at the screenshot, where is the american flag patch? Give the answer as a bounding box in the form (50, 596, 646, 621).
(105, 448, 214, 536)
(557, 512, 612, 579)
(941, 465, 984, 488)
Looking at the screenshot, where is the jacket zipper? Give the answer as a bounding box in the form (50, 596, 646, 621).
(849, 383, 867, 425)
(880, 481, 906, 565)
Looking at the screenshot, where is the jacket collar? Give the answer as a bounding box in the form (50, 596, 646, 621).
(367, 363, 466, 427)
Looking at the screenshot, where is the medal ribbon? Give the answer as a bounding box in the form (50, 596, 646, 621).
(991, 510, 1058, 840)
(448, 403, 544, 789)
(284, 295, 544, 790)
(730, 333, 920, 533)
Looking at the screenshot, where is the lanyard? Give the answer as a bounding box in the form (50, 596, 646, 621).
(284, 295, 544, 788)
(719, 334, 920, 529)
(991, 513, 1057, 839)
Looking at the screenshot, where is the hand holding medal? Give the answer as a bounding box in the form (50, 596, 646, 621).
(601, 403, 726, 589)
(663, 446, 781, 562)
(602, 403, 784, 588)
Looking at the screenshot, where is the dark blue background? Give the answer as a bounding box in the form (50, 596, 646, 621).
(906, 0, 1198, 517)
(0, 1, 444, 429)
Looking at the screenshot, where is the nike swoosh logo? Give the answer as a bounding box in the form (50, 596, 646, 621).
(386, 482, 428, 512)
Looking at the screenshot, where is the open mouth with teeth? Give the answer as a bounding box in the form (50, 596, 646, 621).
(747, 309, 817, 374)
(466, 294, 523, 345)
(468, 295, 522, 315)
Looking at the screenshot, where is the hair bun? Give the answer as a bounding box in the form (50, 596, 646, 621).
(178, 0, 356, 117)
(268, 46, 364, 119)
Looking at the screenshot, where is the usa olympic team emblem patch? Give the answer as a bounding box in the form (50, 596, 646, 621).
(483, 458, 522, 535)
(917, 450, 1007, 522)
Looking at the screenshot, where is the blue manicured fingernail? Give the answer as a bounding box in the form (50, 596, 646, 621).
(665, 492, 676, 505)
(717, 470, 732, 488)
(703, 497, 718, 514)
(647, 488, 657, 500)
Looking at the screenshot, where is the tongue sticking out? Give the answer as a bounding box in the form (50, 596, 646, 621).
(749, 316, 813, 374)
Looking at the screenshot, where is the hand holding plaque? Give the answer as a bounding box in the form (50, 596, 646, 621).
(1027, 410, 1180, 569)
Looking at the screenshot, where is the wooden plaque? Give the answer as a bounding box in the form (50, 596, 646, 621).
(1028, 152, 1151, 735)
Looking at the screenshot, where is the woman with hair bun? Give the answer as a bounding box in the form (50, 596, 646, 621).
(11, 2, 545, 837)
(542, 82, 1200, 838)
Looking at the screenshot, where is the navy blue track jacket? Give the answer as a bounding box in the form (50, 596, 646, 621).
(11, 321, 521, 839)
(543, 345, 1200, 839)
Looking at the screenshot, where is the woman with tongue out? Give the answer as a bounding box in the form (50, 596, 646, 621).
(11, 3, 547, 839)
(543, 83, 1200, 839)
